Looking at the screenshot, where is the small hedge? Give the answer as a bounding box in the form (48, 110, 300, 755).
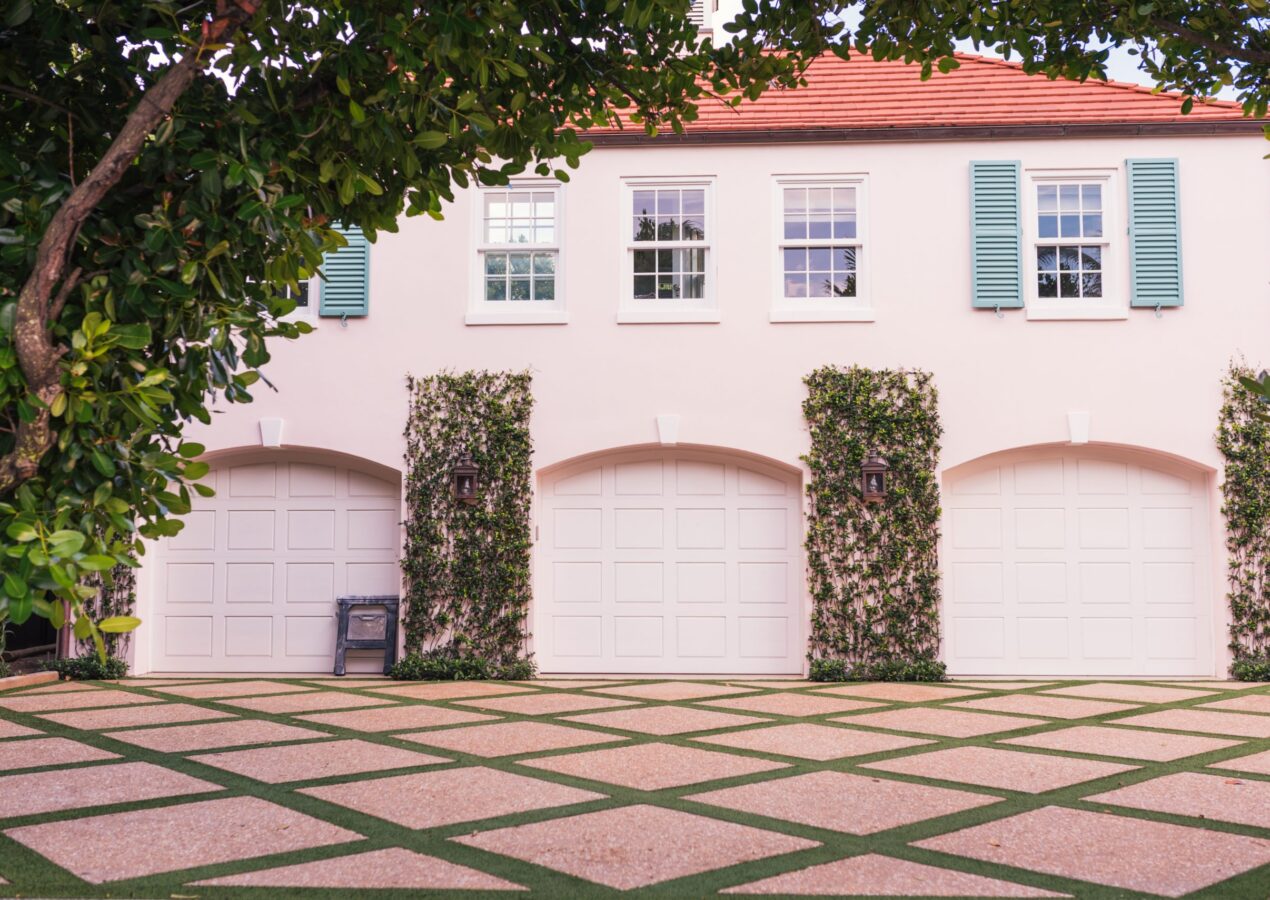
(44, 655, 128, 680)
(809, 658, 947, 683)
(390, 650, 536, 682)
(1231, 658, 1270, 682)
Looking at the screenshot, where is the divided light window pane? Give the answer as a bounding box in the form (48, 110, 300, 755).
(630, 187, 707, 302)
(481, 188, 558, 305)
(781, 185, 859, 299)
(1035, 182, 1105, 302)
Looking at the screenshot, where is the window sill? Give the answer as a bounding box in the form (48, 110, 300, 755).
(770, 307, 875, 323)
(617, 309, 721, 324)
(465, 310, 569, 326)
(1026, 305, 1128, 321)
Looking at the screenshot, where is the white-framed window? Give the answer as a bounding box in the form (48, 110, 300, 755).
(1024, 169, 1124, 320)
(468, 183, 565, 325)
(771, 176, 871, 322)
(619, 178, 716, 323)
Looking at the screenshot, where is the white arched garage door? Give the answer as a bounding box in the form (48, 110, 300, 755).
(943, 447, 1213, 677)
(150, 453, 401, 672)
(537, 449, 804, 674)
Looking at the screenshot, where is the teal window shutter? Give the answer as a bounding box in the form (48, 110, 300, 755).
(1127, 158, 1183, 309)
(319, 227, 370, 318)
(970, 160, 1023, 310)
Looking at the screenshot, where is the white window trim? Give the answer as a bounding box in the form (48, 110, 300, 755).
(770, 174, 873, 323)
(275, 278, 319, 326)
(1023, 167, 1127, 321)
(617, 176, 718, 324)
(467, 180, 567, 326)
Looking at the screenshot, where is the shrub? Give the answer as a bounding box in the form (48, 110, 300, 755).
(390, 650, 536, 682)
(1231, 658, 1270, 682)
(43, 655, 128, 680)
(809, 658, 948, 682)
(803, 367, 944, 670)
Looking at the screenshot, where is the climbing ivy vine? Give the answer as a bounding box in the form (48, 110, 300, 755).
(803, 367, 944, 677)
(402, 371, 533, 667)
(81, 563, 137, 659)
(1217, 363, 1270, 680)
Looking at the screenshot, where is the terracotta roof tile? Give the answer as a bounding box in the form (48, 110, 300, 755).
(590, 52, 1253, 137)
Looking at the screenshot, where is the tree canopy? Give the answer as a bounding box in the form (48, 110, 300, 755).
(0, 0, 1265, 648)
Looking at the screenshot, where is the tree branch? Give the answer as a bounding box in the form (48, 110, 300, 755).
(1149, 16, 1270, 68)
(0, 0, 263, 497)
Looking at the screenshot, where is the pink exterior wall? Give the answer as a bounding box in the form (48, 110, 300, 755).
(133, 133, 1270, 674)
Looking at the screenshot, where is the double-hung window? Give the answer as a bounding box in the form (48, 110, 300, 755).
(773, 177, 870, 321)
(621, 179, 715, 323)
(1025, 171, 1123, 319)
(469, 184, 564, 324)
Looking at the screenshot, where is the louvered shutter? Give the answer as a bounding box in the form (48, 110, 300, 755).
(319, 227, 370, 318)
(969, 161, 1024, 309)
(1127, 159, 1183, 309)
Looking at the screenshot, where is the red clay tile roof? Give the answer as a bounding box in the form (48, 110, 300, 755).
(588, 52, 1257, 141)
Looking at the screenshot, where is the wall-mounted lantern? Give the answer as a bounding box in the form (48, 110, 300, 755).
(452, 451, 480, 504)
(861, 450, 889, 503)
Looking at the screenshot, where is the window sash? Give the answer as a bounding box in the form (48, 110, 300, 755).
(475, 185, 562, 311)
(624, 183, 712, 306)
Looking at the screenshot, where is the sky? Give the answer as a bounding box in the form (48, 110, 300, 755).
(712, 1, 1240, 99)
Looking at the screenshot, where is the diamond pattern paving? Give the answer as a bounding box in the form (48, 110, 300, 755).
(191, 847, 525, 890)
(833, 706, 1046, 737)
(693, 723, 932, 761)
(0, 690, 161, 713)
(0, 761, 220, 818)
(589, 681, 753, 701)
(104, 718, 326, 753)
(519, 742, 788, 790)
(1200, 693, 1270, 714)
(815, 683, 985, 702)
(1210, 748, 1270, 776)
(951, 694, 1139, 719)
(2, 677, 1267, 898)
(721, 853, 1069, 896)
(398, 721, 626, 757)
(861, 746, 1137, 793)
(455, 692, 637, 715)
(565, 705, 765, 735)
(364, 681, 535, 700)
(38, 702, 234, 730)
(915, 805, 1270, 897)
(0, 736, 118, 771)
(0, 719, 39, 738)
(218, 691, 397, 714)
(297, 704, 496, 732)
(1086, 771, 1270, 828)
(5, 796, 361, 883)
(1001, 725, 1241, 761)
(1114, 708, 1270, 738)
(190, 739, 450, 784)
(686, 770, 1002, 834)
(155, 680, 314, 699)
(453, 804, 818, 890)
(702, 692, 884, 717)
(300, 766, 604, 829)
(1041, 682, 1214, 703)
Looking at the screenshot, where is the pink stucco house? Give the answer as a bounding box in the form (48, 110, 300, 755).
(126, 36, 1269, 679)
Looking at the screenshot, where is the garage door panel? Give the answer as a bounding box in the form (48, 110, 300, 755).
(944, 450, 1211, 677)
(538, 451, 802, 674)
(153, 455, 400, 673)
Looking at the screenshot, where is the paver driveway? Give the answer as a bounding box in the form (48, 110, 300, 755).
(0, 676, 1267, 898)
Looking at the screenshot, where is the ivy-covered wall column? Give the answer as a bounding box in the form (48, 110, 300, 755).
(1217, 364, 1270, 681)
(401, 371, 534, 671)
(803, 366, 945, 680)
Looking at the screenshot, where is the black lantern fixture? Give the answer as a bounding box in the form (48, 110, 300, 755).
(861, 450, 889, 503)
(452, 451, 480, 504)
